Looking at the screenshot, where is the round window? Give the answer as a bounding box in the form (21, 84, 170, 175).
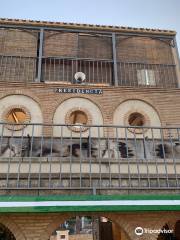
(126, 112, 149, 134)
(128, 112, 145, 126)
(69, 110, 88, 126)
(65, 108, 92, 132)
(6, 108, 27, 124)
(3, 106, 31, 131)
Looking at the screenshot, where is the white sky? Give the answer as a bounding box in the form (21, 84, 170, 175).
(0, 0, 180, 52)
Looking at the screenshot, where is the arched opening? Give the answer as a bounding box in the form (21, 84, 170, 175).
(0, 223, 16, 240)
(49, 216, 129, 240)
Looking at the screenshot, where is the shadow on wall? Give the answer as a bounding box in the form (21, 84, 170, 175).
(1, 136, 180, 159)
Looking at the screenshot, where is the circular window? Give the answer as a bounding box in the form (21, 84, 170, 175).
(65, 108, 92, 132)
(69, 110, 88, 125)
(128, 112, 145, 127)
(3, 106, 31, 131)
(126, 111, 149, 134)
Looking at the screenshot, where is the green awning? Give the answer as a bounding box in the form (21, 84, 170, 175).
(0, 195, 180, 213)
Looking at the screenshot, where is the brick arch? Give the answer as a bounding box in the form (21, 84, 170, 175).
(40, 213, 133, 240)
(0, 216, 26, 240)
(0, 90, 43, 110)
(40, 213, 76, 240)
(52, 96, 104, 137)
(112, 96, 162, 124)
(99, 213, 132, 240)
(118, 35, 171, 47)
(52, 95, 104, 124)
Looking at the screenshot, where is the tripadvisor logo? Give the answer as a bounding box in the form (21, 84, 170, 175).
(135, 227, 144, 236)
(135, 226, 173, 236)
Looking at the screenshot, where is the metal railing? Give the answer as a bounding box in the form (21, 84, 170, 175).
(0, 123, 180, 190)
(0, 55, 37, 83)
(0, 55, 177, 87)
(42, 57, 113, 85)
(117, 62, 177, 88)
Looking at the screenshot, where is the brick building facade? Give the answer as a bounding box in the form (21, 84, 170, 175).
(0, 18, 180, 240)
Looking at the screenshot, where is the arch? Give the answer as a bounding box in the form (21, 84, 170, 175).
(116, 35, 174, 65)
(53, 97, 104, 137)
(0, 91, 43, 110)
(112, 96, 162, 122)
(52, 95, 104, 121)
(0, 216, 26, 240)
(113, 99, 161, 138)
(0, 28, 37, 57)
(44, 214, 131, 240)
(0, 223, 16, 240)
(44, 32, 78, 57)
(117, 35, 172, 47)
(0, 94, 43, 136)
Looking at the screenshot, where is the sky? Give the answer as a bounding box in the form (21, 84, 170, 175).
(0, 0, 180, 52)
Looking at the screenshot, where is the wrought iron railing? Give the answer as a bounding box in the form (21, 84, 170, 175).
(42, 57, 113, 85)
(0, 123, 180, 190)
(0, 55, 37, 83)
(0, 55, 177, 87)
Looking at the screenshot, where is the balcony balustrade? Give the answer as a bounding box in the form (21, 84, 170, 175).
(0, 55, 177, 87)
(0, 123, 180, 190)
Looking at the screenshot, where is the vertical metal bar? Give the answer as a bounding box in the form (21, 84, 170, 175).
(48, 129, 54, 188)
(107, 128, 112, 188)
(89, 127, 92, 188)
(16, 127, 25, 188)
(88, 61, 91, 83)
(116, 127, 121, 187)
(92, 61, 95, 83)
(125, 127, 131, 188)
(105, 61, 108, 84)
(173, 37, 180, 88)
(80, 126, 82, 188)
(53, 58, 55, 82)
(160, 128, 169, 188)
(38, 126, 44, 188)
(133, 129, 141, 188)
(142, 129, 150, 188)
(6, 124, 15, 188)
(101, 61, 103, 83)
(0, 123, 4, 155)
(150, 127, 160, 188)
(112, 33, 118, 86)
(62, 58, 65, 81)
(69, 126, 72, 188)
(98, 126, 102, 188)
(37, 28, 44, 82)
(59, 126, 63, 187)
(168, 128, 178, 187)
(28, 124, 34, 188)
(71, 59, 74, 83)
(97, 61, 99, 84)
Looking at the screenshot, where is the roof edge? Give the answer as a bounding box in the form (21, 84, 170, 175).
(0, 18, 176, 36)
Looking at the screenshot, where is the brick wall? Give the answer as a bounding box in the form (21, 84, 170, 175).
(0, 29, 38, 82)
(116, 36, 174, 64)
(0, 211, 179, 240)
(0, 29, 38, 57)
(0, 83, 180, 130)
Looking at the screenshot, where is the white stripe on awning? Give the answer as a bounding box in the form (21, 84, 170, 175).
(0, 200, 180, 208)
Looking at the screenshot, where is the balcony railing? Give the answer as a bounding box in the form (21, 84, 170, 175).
(0, 55, 37, 83)
(0, 55, 177, 87)
(0, 123, 180, 190)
